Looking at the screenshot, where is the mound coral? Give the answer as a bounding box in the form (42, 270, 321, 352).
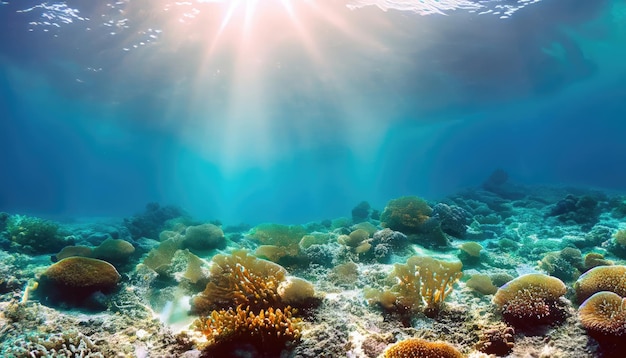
(475, 324, 515, 356)
(366, 256, 462, 317)
(383, 338, 463, 358)
(91, 238, 135, 263)
(182, 223, 225, 253)
(574, 265, 626, 303)
(380, 196, 433, 235)
(37, 257, 121, 306)
(338, 229, 372, 254)
(578, 291, 626, 339)
(250, 223, 306, 261)
(493, 273, 567, 327)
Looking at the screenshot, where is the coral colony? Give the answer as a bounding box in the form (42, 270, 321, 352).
(3, 174, 626, 357)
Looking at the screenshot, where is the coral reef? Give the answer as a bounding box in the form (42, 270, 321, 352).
(547, 194, 601, 230)
(5, 182, 626, 357)
(123, 202, 188, 240)
(432, 203, 470, 238)
(5, 215, 70, 254)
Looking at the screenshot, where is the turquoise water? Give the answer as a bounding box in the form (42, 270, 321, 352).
(2, 2, 626, 357)
(1, 0, 625, 224)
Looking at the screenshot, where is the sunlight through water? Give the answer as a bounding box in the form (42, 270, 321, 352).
(4, 0, 547, 174)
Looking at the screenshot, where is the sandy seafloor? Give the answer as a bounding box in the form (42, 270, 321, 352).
(2, 178, 626, 358)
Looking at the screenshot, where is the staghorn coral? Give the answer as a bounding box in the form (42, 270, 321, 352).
(380, 196, 433, 235)
(383, 338, 463, 358)
(574, 265, 626, 304)
(367, 256, 462, 317)
(192, 250, 288, 315)
(493, 273, 567, 327)
(193, 305, 302, 355)
(578, 291, 626, 340)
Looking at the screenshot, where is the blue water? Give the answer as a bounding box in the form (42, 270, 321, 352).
(1, 0, 625, 224)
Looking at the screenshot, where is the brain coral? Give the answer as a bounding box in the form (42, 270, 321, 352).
(383, 338, 463, 358)
(38, 257, 121, 305)
(574, 265, 626, 304)
(579, 291, 626, 339)
(493, 273, 567, 327)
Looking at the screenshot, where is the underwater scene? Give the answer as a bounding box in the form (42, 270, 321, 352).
(2, 0, 626, 357)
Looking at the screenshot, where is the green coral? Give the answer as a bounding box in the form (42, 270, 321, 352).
(5, 215, 68, 254)
(380, 196, 433, 235)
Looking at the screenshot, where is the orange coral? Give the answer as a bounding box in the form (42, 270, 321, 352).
(493, 273, 566, 327)
(579, 291, 626, 339)
(194, 305, 302, 351)
(574, 265, 626, 304)
(192, 250, 287, 315)
(383, 338, 463, 358)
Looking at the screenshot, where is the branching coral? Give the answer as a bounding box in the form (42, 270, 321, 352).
(193, 305, 302, 351)
(190, 250, 316, 355)
(366, 256, 462, 317)
(383, 338, 463, 358)
(493, 273, 567, 327)
(579, 291, 626, 340)
(6, 215, 67, 254)
(574, 265, 626, 304)
(192, 250, 287, 314)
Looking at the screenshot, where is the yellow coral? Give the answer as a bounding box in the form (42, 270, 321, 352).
(192, 250, 287, 315)
(194, 305, 302, 349)
(579, 291, 626, 338)
(493, 273, 566, 326)
(248, 223, 306, 262)
(574, 265, 626, 304)
(371, 256, 462, 316)
(383, 338, 463, 358)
